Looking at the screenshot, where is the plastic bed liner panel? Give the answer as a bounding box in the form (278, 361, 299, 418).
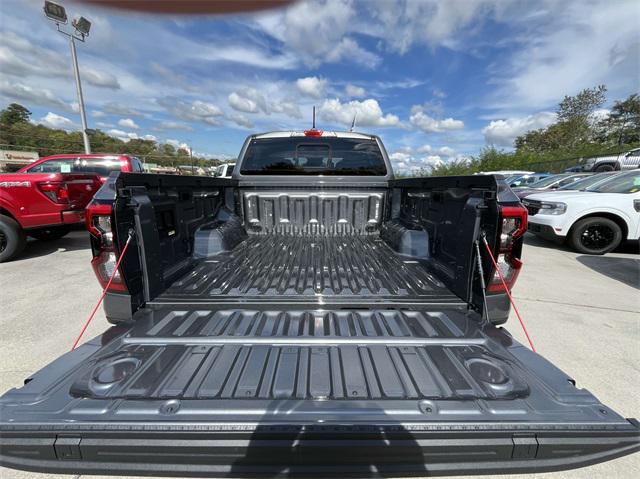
(159, 235, 460, 303)
(1, 306, 638, 476)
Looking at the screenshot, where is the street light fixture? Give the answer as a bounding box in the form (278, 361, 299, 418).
(43, 1, 92, 154)
(43, 0, 67, 23)
(72, 16, 92, 37)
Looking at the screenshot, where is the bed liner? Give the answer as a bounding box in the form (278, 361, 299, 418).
(159, 234, 459, 303)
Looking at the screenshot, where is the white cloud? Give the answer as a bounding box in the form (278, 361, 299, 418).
(482, 111, 556, 147)
(487, 0, 639, 110)
(0, 79, 71, 111)
(157, 97, 224, 125)
(432, 88, 447, 99)
(103, 102, 145, 117)
(389, 150, 444, 176)
(228, 92, 259, 113)
(228, 112, 254, 128)
(37, 112, 76, 130)
(256, 0, 380, 68)
(296, 77, 328, 99)
(416, 144, 433, 153)
(409, 107, 465, 133)
(319, 98, 400, 127)
(96, 121, 114, 128)
(228, 87, 269, 114)
(271, 100, 303, 119)
(118, 118, 139, 129)
(92, 110, 106, 118)
(371, 0, 514, 54)
(155, 121, 194, 131)
(106, 129, 140, 142)
(0, 31, 120, 90)
(142, 134, 157, 142)
(196, 45, 298, 70)
(227, 87, 302, 120)
(166, 139, 190, 150)
(438, 146, 456, 157)
(80, 68, 121, 90)
(345, 84, 366, 98)
(325, 37, 382, 68)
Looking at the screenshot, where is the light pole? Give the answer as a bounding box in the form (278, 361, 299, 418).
(43, 1, 92, 154)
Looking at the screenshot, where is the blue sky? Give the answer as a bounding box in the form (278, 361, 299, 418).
(1, 0, 638, 173)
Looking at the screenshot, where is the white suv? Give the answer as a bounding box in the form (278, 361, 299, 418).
(523, 170, 640, 254)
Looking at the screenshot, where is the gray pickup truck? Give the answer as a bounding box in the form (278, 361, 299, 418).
(1, 130, 638, 476)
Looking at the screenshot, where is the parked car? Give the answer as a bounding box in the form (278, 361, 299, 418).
(556, 171, 620, 191)
(476, 169, 534, 178)
(0, 171, 102, 261)
(18, 154, 145, 182)
(524, 169, 640, 254)
(1, 130, 638, 477)
(512, 173, 592, 199)
(214, 162, 235, 177)
(507, 172, 552, 187)
(568, 148, 640, 172)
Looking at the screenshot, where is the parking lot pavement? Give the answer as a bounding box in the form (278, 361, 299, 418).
(0, 231, 638, 479)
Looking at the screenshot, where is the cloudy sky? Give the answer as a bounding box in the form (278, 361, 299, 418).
(0, 0, 638, 173)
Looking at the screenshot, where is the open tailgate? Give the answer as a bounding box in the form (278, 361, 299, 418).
(1, 306, 638, 476)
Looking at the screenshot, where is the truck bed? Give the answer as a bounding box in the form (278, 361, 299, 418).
(158, 235, 461, 304)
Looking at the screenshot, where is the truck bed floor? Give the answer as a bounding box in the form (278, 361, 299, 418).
(158, 235, 459, 304)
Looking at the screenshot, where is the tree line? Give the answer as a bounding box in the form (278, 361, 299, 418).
(0, 103, 226, 168)
(429, 86, 640, 176)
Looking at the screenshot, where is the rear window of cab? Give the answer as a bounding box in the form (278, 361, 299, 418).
(240, 137, 387, 176)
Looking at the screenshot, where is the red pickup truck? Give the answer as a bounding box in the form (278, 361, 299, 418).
(0, 172, 101, 262)
(18, 154, 145, 182)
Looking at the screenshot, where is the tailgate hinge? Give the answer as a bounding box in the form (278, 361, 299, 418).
(511, 433, 539, 459)
(53, 436, 82, 460)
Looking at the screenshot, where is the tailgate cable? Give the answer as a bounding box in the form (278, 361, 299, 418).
(478, 234, 537, 352)
(71, 229, 134, 351)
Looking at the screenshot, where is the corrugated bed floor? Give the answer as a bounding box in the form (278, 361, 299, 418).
(161, 235, 456, 301)
(69, 309, 529, 401)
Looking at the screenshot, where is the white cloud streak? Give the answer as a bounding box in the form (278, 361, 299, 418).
(482, 112, 556, 147)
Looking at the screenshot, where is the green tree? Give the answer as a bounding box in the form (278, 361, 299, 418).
(556, 85, 607, 122)
(515, 85, 608, 153)
(601, 93, 640, 145)
(0, 103, 31, 125)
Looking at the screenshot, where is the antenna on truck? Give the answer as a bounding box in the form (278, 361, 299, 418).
(304, 106, 323, 137)
(349, 111, 358, 132)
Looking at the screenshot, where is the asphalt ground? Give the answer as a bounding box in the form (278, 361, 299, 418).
(1, 229, 638, 479)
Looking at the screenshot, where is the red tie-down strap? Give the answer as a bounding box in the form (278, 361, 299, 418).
(482, 236, 536, 352)
(71, 231, 133, 351)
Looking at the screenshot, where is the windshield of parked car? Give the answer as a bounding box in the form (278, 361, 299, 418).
(240, 137, 387, 176)
(26, 157, 127, 176)
(526, 174, 566, 188)
(560, 172, 616, 190)
(588, 171, 640, 193)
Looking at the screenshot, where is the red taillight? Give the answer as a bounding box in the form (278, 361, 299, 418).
(37, 181, 69, 204)
(304, 129, 323, 137)
(487, 205, 527, 293)
(86, 203, 127, 292)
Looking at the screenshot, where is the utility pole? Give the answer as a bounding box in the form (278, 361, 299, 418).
(43, 1, 92, 154)
(69, 37, 90, 153)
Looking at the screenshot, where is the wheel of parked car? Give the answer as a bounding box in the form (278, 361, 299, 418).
(568, 217, 622, 254)
(0, 214, 26, 263)
(28, 225, 71, 241)
(594, 163, 615, 172)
